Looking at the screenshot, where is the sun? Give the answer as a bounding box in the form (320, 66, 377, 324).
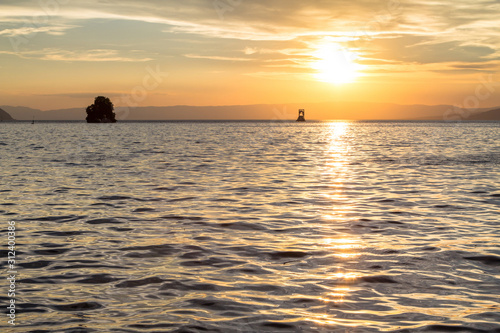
(312, 44, 363, 84)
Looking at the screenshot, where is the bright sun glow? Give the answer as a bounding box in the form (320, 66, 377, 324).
(312, 44, 363, 84)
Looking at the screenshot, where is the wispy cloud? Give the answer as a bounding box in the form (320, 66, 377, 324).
(2, 0, 500, 110)
(184, 54, 251, 62)
(1, 1, 499, 52)
(0, 48, 153, 62)
(0, 25, 77, 36)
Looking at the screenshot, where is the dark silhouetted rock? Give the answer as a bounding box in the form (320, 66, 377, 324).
(86, 96, 117, 123)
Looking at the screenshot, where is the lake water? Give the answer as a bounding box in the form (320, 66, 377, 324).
(1, 121, 500, 332)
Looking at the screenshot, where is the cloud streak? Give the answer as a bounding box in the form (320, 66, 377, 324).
(0, 25, 77, 37)
(184, 54, 251, 62)
(0, 48, 153, 62)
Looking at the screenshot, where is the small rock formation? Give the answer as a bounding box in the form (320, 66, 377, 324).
(86, 96, 117, 123)
(297, 109, 305, 121)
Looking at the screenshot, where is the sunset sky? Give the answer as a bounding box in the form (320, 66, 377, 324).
(1, 0, 500, 110)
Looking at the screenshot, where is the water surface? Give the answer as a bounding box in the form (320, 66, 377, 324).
(1, 121, 500, 332)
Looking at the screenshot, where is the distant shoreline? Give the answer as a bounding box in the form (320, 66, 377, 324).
(3, 103, 500, 121)
(4, 119, 500, 123)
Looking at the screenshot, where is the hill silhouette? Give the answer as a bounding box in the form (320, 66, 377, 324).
(469, 108, 500, 120)
(1, 102, 499, 121)
(0, 106, 43, 120)
(0, 108, 14, 121)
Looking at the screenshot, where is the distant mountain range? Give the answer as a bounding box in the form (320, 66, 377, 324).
(1, 102, 499, 121)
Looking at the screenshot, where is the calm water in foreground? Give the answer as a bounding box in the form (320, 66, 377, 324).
(1, 121, 500, 333)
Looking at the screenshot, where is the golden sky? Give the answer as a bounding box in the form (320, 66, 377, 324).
(1, 0, 500, 110)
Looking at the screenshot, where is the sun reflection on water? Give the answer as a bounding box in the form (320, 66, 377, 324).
(321, 237, 362, 259)
(318, 122, 354, 221)
(325, 121, 350, 168)
(318, 286, 354, 306)
(307, 121, 366, 327)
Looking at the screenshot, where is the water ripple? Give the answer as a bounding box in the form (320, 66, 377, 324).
(2, 121, 500, 332)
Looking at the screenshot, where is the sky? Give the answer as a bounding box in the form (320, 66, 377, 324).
(1, 0, 500, 111)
